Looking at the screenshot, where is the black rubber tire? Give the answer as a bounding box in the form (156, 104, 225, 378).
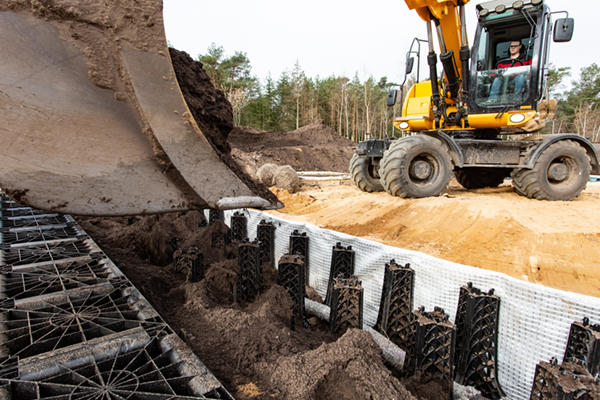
(350, 154, 384, 192)
(454, 167, 508, 190)
(380, 135, 452, 198)
(511, 140, 591, 201)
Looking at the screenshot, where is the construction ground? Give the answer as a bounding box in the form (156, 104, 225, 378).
(74, 121, 600, 400)
(73, 118, 600, 400)
(2, 46, 599, 400)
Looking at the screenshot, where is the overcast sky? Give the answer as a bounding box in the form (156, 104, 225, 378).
(163, 0, 594, 87)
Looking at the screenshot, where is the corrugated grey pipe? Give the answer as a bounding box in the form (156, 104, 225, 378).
(304, 298, 406, 370)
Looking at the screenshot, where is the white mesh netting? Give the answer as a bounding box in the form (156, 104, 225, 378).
(210, 209, 600, 400)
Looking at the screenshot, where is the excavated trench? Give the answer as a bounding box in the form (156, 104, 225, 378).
(74, 210, 430, 400)
(1, 198, 599, 400)
(0, 196, 430, 400)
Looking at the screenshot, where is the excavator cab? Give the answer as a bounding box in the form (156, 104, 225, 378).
(470, 0, 573, 114)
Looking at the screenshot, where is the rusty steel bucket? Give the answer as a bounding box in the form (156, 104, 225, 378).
(0, 1, 281, 215)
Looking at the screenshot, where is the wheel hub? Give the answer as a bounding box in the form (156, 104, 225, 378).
(548, 163, 568, 182)
(410, 160, 432, 180)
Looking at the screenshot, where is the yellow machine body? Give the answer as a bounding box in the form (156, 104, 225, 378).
(395, 81, 539, 132)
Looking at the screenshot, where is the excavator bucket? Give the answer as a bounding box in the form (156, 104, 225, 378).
(0, 1, 281, 216)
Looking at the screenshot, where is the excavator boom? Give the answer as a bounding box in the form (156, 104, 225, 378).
(405, 0, 470, 88)
(0, 1, 281, 216)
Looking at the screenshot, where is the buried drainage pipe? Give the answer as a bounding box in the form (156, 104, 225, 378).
(304, 298, 406, 370)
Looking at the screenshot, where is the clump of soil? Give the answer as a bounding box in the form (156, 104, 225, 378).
(259, 328, 417, 400)
(77, 213, 419, 400)
(168, 48, 233, 155)
(257, 163, 278, 186)
(273, 165, 300, 193)
(401, 372, 452, 400)
(229, 121, 357, 173)
(169, 48, 278, 205)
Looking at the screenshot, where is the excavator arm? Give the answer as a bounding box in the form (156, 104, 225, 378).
(405, 0, 470, 110)
(0, 1, 281, 216)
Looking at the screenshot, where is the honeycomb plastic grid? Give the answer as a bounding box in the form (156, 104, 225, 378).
(1, 225, 86, 248)
(0, 203, 232, 399)
(238, 241, 261, 301)
(454, 286, 503, 399)
(277, 255, 305, 318)
(0, 258, 123, 301)
(564, 320, 600, 375)
(0, 208, 53, 218)
(1, 239, 99, 267)
(2, 334, 229, 400)
(222, 209, 600, 400)
(230, 212, 247, 242)
(0, 286, 169, 362)
(329, 277, 363, 333)
(0, 214, 74, 229)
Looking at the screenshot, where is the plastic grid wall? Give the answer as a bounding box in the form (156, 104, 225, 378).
(0, 200, 233, 399)
(213, 209, 600, 400)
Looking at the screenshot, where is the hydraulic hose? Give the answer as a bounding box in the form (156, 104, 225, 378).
(427, 20, 442, 128)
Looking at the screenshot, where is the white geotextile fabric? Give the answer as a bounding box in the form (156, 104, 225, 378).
(209, 209, 600, 400)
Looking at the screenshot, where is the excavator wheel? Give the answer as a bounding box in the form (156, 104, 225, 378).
(511, 140, 591, 201)
(380, 135, 452, 198)
(454, 167, 509, 190)
(350, 154, 384, 192)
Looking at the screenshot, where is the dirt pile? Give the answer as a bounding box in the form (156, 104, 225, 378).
(77, 213, 419, 400)
(229, 121, 357, 174)
(170, 48, 277, 204)
(259, 329, 417, 400)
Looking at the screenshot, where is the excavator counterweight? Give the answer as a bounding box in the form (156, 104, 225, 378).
(0, 1, 282, 216)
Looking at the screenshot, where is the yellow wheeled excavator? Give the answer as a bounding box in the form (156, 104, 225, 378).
(351, 0, 600, 200)
(0, 0, 282, 216)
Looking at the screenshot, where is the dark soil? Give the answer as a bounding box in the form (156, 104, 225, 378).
(76, 213, 418, 400)
(169, 48, 233, 155)
(229, 122, 357, 173)
(169, 48, 279, 206)
(401, 372, 452, 400)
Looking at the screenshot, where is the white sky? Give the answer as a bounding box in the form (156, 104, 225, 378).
(163, 0, 594, 87)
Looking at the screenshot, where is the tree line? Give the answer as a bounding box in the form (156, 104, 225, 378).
(197, 43, 600, 142)
(197, 43, 402, 141)
(546, 63, 600, 142)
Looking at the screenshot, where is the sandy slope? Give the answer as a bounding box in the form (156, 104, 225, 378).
(267, 179, 600, 298)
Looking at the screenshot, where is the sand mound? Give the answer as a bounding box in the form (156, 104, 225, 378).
(267, 180, 600, 297)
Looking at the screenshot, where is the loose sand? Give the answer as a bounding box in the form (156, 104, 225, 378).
(268, 179, 600, 298)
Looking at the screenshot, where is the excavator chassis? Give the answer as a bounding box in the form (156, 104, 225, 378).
(352, 132, 600, 201)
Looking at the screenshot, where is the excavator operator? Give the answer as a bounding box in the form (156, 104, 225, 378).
(489, 39, 532, 102)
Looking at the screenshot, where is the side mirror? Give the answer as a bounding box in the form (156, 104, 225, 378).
(477, 60, 485, 71)
(387, 89, 398, 107)
(553, 18, 574, 42)
(405, 57, 415, 74)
